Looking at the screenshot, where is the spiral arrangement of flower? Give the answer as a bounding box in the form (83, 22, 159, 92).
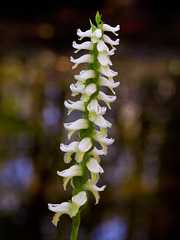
(48, 12, 120, 240)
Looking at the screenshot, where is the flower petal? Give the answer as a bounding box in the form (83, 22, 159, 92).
(72, 191, 87, 206)
(103, 34, 120, 46)
(77, 29, 92, 39)
(99, 65, 118, 78)
(98, 52, 112, 66)
(74, 70, 95, 82)
(64, 100, 85, 114)
(78, 137, 92, 152)
(70, 54, 93, 69)
(86, 158, 104, 174)
(72, 41, 93, 53)
(103, 24, 120, 36)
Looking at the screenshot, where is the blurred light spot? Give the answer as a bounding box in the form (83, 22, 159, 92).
(158, 78, 176, 99)
(44, 82, 61, 100)
(0, 156, 34, 191)
(105, 149, 136, 185)
(39, 51, 56, 68)
(168, 59, 180, 76)
(38, 23, 54, 39)
(56, 56, 72, 72)
(42, 102, 61, 126)
(92, 217, 128, 240)
(0, 192, 20, 212)
(142, 154, 160, 192)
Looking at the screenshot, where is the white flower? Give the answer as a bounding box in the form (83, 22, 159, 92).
(103, 24, 120, 36)
(98, 91, 116, 109)
(74, 70, 95, 83)
(72, 41, 93, 53)
(97, 40, 109, 52)
(48, 191, 87, 226)
(91, 29, 102, 43)
(90, 114, 112, 137)
(64, 100, 85, 114)
(98, 76, 120, 94)
(92, 130, 114, 154)
(98, 51, 112, 66)
(84, 179, 106, 204)
(87, 99, 107, 115)
(86, 158, 104, 174)
(64, 119, 89, 139)
(77, 29, 92, 39)
(57, 165, 83, 190)
(75, 137, 92, 162)
(70, 54, 94, 69)
(103, 34, 119, 46)
(70, 83, 85, 96)
(60, 141, 79, 163)
(84, 83, 97, 96)
(99, 65, 118, 78)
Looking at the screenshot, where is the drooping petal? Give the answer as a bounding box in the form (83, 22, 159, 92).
(98, 52, 112, 66)
(70, 54, 93, 69)
(77, 29, 92, 39)
(70, 83, 85, 96)
(98, 91, 116, 109)
(97, 40, 109, 52)
(103, 24, 120, 36)
(86, 158, 104, 174)
(60, 142, 79, 163)
(74, 70, 95, 82)
(64, 100, 85, 115)
(98, 76, 120, 94)
(84, 83, 97, 96)
(92, 130, 114, 154)
(64, 119, 88, 139)
(48, 202, 71, 226)
(57, 165, 83, 190)
(84, 180, 106, 204)
(90, 114, 112, 129)
(72, 41, 93, 53)
(78, 137, 92, 152)
(72, 191, 87, 206)
(103, 34, 120, 46)
(75, 137, 92, 163)
(99, 65, 118, 78)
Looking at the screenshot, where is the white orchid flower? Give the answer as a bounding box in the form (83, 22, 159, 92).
(64, 100, 85, 115)
(92, 130, 114, 154)
(98, 76, 120, 94)
(87, 99, 107, 115)
(99, 65, 118, 78)
(60, 141, 79, 163)
(70, 54, 94, 69)
(98, 91, 116, 109)
(57, 165, 83, 190)
(84, 179, 106, 204)
(77, 29, 92, 40)
(86, 157, 104, 174)
(72, 41, 93, 53)
(98, 51, 112, 66)
(103, 24, 120, 36)
(91, 29, 102, 43)
(75, 137, 92, 163)
(70, 83, 85, 96)
(74, 69, 95, 83)
(103, 34, 120, 47)
(64, 119, 89, 139)
(48, 191, 87, 226)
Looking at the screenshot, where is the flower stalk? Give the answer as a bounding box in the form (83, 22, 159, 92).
(48, 11, 120, 240)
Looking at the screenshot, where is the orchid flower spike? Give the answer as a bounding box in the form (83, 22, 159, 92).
(48, 11, 120, 240)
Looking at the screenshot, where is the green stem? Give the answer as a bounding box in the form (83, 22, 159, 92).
(71, 211, 81, 240)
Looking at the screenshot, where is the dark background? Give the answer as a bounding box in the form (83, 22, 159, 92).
(0, 0, 180, 240)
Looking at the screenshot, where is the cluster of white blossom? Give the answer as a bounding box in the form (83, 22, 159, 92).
(48, 13, 120, 227)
